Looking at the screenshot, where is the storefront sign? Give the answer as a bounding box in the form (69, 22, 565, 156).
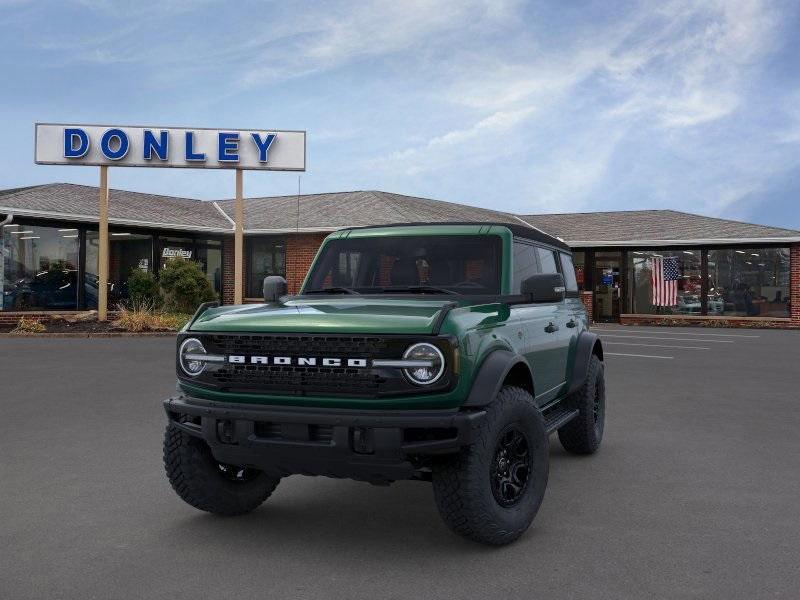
(162, 247, 192, 260)
(34, 123, 306, 171)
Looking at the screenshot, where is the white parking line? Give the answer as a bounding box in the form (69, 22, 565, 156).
(604, 342, 710, 350)
(595, 329, 759, 338)
(599, 334, 734, 343)
(605, 352, 674, 359)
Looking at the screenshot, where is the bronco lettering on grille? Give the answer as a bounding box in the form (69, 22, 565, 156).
(227, 355, 369, 368)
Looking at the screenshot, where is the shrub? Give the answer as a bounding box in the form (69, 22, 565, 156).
(11, 316, 46, 334)
(127, 269, 162, 308)
(158, 259, 216, 314)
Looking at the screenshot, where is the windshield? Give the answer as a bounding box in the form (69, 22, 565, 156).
(303, 235, 502, 295)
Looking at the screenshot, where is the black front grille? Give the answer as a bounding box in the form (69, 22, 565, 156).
(181, 333, 454, 398)
(206, 334, 392, 359)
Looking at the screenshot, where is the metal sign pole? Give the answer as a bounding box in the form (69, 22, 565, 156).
(98, 166, 109, 321)
(234, 168, 244, 304)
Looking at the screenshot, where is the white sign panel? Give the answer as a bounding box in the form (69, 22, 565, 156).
(34, 123, 306, 171)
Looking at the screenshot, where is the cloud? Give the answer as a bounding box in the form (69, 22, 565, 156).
(366, 0, 795, 217)
(238, 0, 520, 88)
(0, 0, 798, 227)
(378, 106, 536, 175)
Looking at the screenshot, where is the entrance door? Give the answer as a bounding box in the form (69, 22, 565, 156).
(593, 251, 622, 322)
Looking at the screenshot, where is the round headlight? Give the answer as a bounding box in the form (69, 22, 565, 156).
(403, 342, 445, 386)
(179, 337, 207, 377)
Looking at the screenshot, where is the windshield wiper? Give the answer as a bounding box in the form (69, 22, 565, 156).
(379, 285, 457, 295)
(304, 287, 360, 295)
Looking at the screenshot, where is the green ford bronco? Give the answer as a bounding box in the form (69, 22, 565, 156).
(163, 223, 605, 545)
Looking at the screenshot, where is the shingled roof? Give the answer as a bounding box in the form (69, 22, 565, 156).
(214, 190, 522, 231)
(0, 183, 230, 232)
(519, 210, 800, 246)
(1, 183, 798, 244)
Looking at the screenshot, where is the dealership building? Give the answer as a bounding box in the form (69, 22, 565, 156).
(1, 182, 798, 328)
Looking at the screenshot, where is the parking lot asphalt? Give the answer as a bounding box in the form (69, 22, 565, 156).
(1, 327, 799, 600)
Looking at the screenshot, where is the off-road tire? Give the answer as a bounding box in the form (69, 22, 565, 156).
(163, 421, 280, 516)
(558, 354, 605, 454)
(432, 386, 549, 546)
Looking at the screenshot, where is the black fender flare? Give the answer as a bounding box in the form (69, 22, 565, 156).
(567, 331, 603, 395)
(463, 349, 531, 407)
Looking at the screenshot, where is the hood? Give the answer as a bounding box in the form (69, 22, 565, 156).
(188, 297, 458, 335)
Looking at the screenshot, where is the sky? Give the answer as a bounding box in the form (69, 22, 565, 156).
(1, 0, 799, 229)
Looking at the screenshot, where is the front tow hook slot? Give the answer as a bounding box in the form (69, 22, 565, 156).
(351, 427, 374, 455)
(217, 419, 237, 445)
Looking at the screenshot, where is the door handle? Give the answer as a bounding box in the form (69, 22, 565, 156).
(566, 319, 576, 328)
(544, 322, 559, 333)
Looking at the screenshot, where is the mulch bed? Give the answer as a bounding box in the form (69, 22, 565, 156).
(0, 318, 176, 336)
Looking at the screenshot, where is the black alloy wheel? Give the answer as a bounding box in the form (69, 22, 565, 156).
(490, 424, 532, 507)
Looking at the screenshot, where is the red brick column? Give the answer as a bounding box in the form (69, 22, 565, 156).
(285, 233, 328, 294)
(791, 244, 800, 325)
(222, 237, 235, 305)
(580, 291, 593, 324)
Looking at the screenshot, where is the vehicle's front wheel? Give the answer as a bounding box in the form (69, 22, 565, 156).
(432, 386, 549, 546)
(558, 353, 605, 454)
(163, 421, 280, 516)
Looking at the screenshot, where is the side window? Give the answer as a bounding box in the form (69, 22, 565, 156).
(560, 253, 579, 292)
(536, 247, 559, 274)
(512, 241, 539, 293)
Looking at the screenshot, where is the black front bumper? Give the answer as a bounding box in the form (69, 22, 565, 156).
(163, 395, 486, 483)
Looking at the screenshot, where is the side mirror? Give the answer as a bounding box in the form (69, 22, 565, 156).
(263, 275, 288, 303)
(521, 273, 566, 303)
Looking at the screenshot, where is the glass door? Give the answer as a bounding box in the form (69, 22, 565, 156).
(593, 251, 622, 322)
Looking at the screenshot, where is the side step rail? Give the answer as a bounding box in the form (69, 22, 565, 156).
(543, 408, 579, 434)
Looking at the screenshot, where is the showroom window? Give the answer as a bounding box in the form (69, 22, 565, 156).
(628, 249, 702, 315)
(156, 236, 223, 301)
(85, 230, 154, 308)
(707, 248, 790, 318)
(196, 240, 223, 298)
(247, 236, 285, 297)
(159, 236, 195, 271)
(2, 223, 80, 310)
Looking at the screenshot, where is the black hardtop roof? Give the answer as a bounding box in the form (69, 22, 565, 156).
(338, 221, 571, 252)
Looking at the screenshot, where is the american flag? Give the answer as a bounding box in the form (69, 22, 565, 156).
(651, 256, 679, 306)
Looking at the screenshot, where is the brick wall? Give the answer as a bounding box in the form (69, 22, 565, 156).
(580, 291, 593, 325)
(285, 233, 328, 294)
(221, 237, 235, 305)
(619, 314, 798, 329)
(219, 233, 326, 303)
(791, 243, 800, 325)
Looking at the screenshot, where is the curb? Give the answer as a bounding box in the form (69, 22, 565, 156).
(0, 332, 178, 338)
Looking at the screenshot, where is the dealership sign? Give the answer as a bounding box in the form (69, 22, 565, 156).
(162, 247, 192, 260)
(34, 123, 306, 171)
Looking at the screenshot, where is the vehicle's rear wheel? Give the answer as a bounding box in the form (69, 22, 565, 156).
(558, 354, 605, 454)
(431, 386, 549, 546)
(163, 421, 280, 516)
